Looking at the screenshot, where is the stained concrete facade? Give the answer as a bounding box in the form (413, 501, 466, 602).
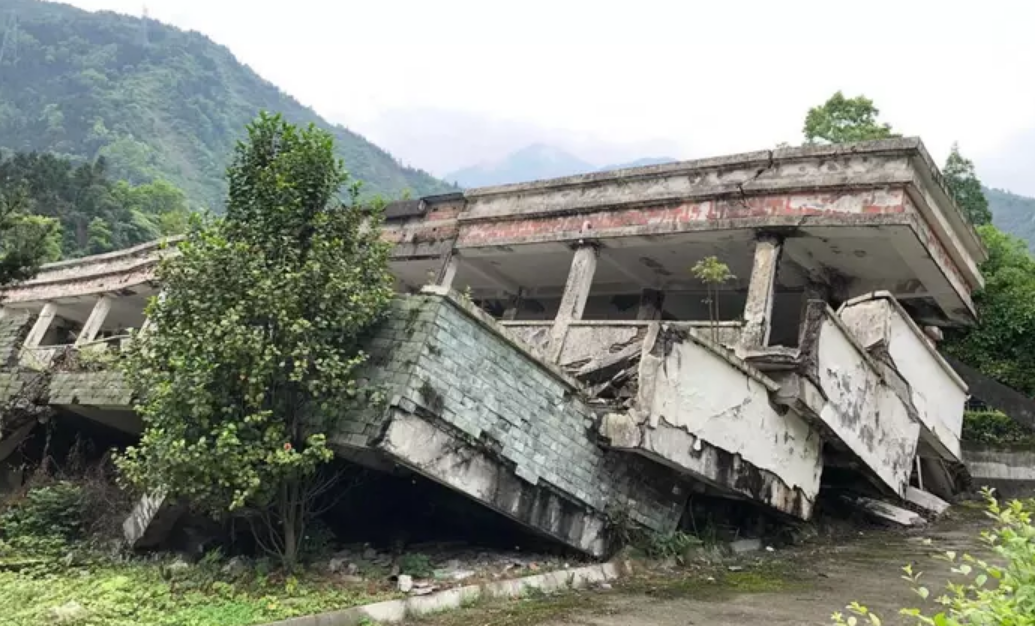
(0, 137, 989, 553)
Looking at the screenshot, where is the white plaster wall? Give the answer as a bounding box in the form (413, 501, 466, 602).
(637, 336, 822, 499)
(839, 297, 965, 461)
(886, 311, 964, 458)
(815, 316, 920, 496)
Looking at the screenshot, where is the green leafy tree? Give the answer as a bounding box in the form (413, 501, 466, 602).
(0, 152, 191, 259)
(804, 91, 897, 144)
(943, 143, 992, 226)
(117, 113, 394, 568)
(943, 226, 1035, 396)
(691, 256, 735, 342)
(0, 185, 58, 290)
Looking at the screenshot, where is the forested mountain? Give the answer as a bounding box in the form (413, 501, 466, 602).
(0, 0, 452, 209)
(0, 151, 189, 259)
(987, 187, 1035, 253)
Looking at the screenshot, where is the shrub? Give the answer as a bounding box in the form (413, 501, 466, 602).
(831, 488, 1035, 625)
(398, 553, 434, 578)
(0, 482, 85, 550)
(962, 410, 1035, 448)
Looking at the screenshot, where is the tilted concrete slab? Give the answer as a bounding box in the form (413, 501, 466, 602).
(599, 325, 822, 519)
(763, 302, 922, 499)
(839, 292, 966, 462)
(330, 288, 689, 556)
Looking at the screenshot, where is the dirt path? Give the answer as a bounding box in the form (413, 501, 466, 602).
(413, 506, 990, 626)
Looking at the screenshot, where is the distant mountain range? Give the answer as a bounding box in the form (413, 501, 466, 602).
(987, 187, 1035, 252)
(443, 144, 676, 188)
(0, 0, 453, 209)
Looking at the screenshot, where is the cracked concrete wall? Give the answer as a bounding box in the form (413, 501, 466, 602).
(839, 294, 966, 461)
(601, 326, 822, 519)
(797, 305, 920, 496)
(333, 291, 688, 556)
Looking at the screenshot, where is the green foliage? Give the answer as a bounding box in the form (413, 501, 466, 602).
(398, 553, 434, 578)
(831, 488, 1035, 626)
(0, 551, 395, 626)
(0, 0, 453, 209)
(803, 92, 897, 144)
(0, 152, 190, 259)
(640, 531, 703, 560)
(691, 256, 735, 341)
(0, 482, 85, 547)
(117, 113, 394, 568)
(962, 410, 1035, 448)
(943, 144, 992, 226)
(943, 225, 1035, 396)
(0, 184, 56, 288)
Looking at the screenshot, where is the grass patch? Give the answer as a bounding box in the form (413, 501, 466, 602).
(618, 559, 802, 601)
(411, 591, 601, 626)
(0, 551, 397, 626)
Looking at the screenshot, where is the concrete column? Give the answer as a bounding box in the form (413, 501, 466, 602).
(740, 235, 783, 349)
(798, 280, 831, 340)
(75, 295, 113, 346)
(21, 302, 58, 350)
(436, 255, 459, 291)
(636, 288, 665, 321)
(548, 244, 599, 362)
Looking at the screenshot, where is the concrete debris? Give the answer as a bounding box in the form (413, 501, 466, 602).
(904, 486, 951, 518)
(729, 538, 763, 554)
(397, 574, 413, 593)
(844, 495, 928, 527)
(123, 492, 185, 550)
(221, 556, 248, 576)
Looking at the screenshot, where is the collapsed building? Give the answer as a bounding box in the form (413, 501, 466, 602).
(0, 138, 984, 555)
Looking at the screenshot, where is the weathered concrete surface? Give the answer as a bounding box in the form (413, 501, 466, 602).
(503, 321, 743, 368)
(600, 325, 821, 519)
(262, 562, 622, 626)
(123, 492, 185, 549)
(331, 289, 688, 556)
(548, 245, 599, 362)
(839, 292, 966, 461)
(963, 444, 1035, 497)
(845, 495, 927, 527)
(1, 238, 176, 304)
(779, 303, 920, 498)
(904, 486, 951, 517)
(740, 236, 782, 350)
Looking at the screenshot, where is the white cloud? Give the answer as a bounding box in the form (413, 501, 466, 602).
(59, 0, 1035, 194)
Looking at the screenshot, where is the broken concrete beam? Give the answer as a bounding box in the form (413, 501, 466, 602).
(0, 421, 35, 463)
(844, 495, 927, 527)
(123, 492, 186, 549)
(548, 244, 598, 362)
(904, 486, 951, 518)
(572, 341, 643, 383)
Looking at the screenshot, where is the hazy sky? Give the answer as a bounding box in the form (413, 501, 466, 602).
(63, 0, 1035, 194)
